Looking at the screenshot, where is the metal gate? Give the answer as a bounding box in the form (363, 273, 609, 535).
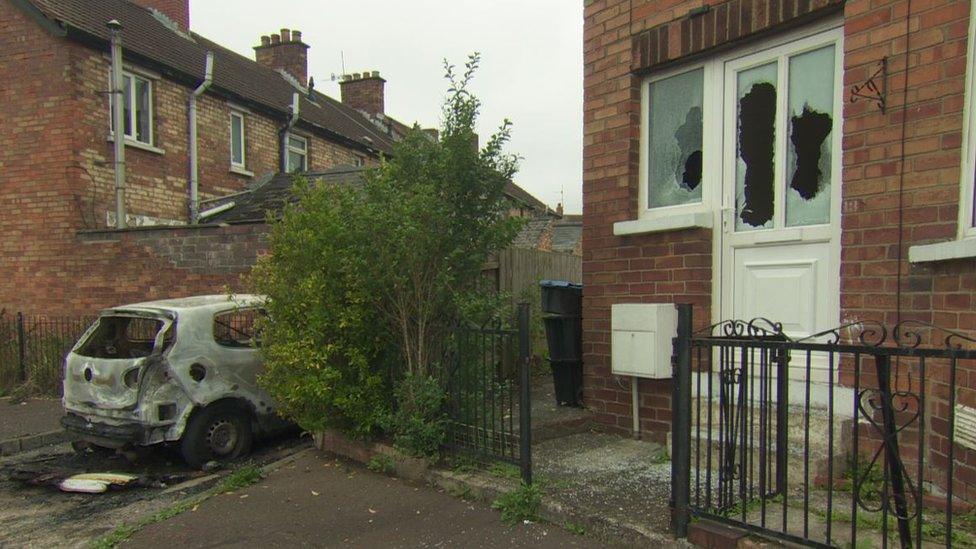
(671, 304, 976, 548)
(442, 303, 532, 484)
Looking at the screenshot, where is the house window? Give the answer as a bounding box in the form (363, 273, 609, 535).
(230, 111, 246, 168)
(110, 72, 153, 145)
(645, 68, 704, 210)
(286, 135, 308, 172)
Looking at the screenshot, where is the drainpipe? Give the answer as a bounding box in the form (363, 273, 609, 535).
(279, 92, 300, 172)
(188, 51, 215, 224)
(107, 20, 126, 229)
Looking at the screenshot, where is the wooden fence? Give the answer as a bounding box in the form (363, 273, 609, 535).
(483, 248, 582, 303)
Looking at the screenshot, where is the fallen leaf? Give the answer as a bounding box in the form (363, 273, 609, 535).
(311, 490, 320, 496)
(191, 505, 198, 512)
(240, 495, 248, 499)
(368, 508, 377, 514)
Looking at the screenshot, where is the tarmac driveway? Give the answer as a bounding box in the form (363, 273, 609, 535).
(126, 450, 603, 548)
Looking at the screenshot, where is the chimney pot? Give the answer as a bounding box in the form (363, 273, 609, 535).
(255, 29, 311, 86)
(340, 69, 386, 117)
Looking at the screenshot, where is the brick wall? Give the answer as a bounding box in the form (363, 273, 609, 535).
(583, 0, 976, 449)
(68, 223, 268, 314)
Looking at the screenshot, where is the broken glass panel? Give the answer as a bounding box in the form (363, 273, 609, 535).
(786, 45, 835, 227)
(647, 68, 704, 209)
(735, 62, 778, 231)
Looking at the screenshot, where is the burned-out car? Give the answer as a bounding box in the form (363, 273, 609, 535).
(61, 295, 281, 467)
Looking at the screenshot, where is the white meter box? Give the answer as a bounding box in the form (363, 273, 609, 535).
(611, 303, 678, 379)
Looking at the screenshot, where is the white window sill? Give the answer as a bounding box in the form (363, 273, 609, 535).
(106, 135, 164, 155)
(614, 212, 713, 236)
(230, 165, 254, 177)
(909, 237, 976, 263)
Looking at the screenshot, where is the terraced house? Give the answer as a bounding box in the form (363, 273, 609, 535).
(0, 0, 563, 315)
(583, 0, 976, 541)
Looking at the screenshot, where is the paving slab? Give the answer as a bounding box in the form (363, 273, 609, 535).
(126, 449, 602, 548)
(0, 397, 63, 440)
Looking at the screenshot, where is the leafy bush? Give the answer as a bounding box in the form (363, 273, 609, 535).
(252, 53, 520, 443)
(492, 482, 541, 524)
(390, 374, 447, 457)
(367, 453, 395, 474)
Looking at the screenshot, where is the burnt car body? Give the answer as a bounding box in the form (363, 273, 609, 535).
(61, 295, 281, 467)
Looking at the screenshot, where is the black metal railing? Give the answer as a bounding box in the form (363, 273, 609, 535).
(0, 310, 95, 395)
(443, 303, 532, 484)
(671, 304, 976, 548)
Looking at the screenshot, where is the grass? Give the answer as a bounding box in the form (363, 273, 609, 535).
(564, 521, 587, 535)
(89, 463, 265, 549)
(367, 453, 395, 475)
(492, 482, 541, 525)
(487, 462, 521, 481)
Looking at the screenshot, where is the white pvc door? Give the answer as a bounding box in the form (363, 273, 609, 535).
(717, 27, 843, 387)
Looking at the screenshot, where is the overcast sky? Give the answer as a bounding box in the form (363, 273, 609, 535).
(191, 1, 584, 214)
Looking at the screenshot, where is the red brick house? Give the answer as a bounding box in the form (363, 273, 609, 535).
(582, 0, 976, 440)
(1, 0, 563, 316)
(0, 0, 417, 313)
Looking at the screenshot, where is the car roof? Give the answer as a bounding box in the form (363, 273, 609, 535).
(102, 294, 264, 316)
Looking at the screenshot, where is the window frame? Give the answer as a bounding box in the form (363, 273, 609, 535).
(721, 28, 843, 239)
(637, 61, 715, 223)
(109, 70, 154, 146)
(958, 4, 976, 240)
(229, 110, 246, 169)
(286, 134, 308, 172)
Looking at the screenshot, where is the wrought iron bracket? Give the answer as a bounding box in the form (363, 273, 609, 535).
(850, 57, 887, 114)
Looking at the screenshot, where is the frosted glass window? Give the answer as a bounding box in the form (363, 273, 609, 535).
(646, 68, 704, 209)
(112, 72, 153, 145)
(786, 46, 835, 226)
(230, 112, 245, 167)
(735, 62, 778, 231)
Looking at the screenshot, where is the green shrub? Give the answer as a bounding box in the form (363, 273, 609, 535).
(367, 453, 395, 474)
(251, 53, 520, 443)
(492, 482, 541, 524)
(390, 374, 447, 458)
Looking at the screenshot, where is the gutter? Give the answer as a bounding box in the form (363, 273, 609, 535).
(188, 51, 215, 224)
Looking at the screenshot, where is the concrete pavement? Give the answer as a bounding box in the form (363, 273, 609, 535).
(126, 449, 607, 548)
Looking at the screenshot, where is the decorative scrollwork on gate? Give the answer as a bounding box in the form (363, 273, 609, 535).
(853, 388, 921, 521)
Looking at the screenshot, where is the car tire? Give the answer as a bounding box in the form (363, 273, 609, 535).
(180, 403, 253, 469)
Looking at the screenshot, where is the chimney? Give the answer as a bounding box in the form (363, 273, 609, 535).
(254, 28, 310, 86)
(556, 203, 564, 216)
(131, 0, 189, 29)
(339, 71, 386, 117)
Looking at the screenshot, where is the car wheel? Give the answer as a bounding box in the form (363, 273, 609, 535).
(180, 404, 253, 469)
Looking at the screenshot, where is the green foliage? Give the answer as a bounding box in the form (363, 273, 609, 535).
(840, 453, 885, 502)
(252, 53, 521, 441)
(367, 453, 396, 474)
(564, 522, 587, 536)
(488, 462, 522, 480)
(216, 463, 263, 492)
(390, 374, 447, 457)
(492, 482, 541, 524)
